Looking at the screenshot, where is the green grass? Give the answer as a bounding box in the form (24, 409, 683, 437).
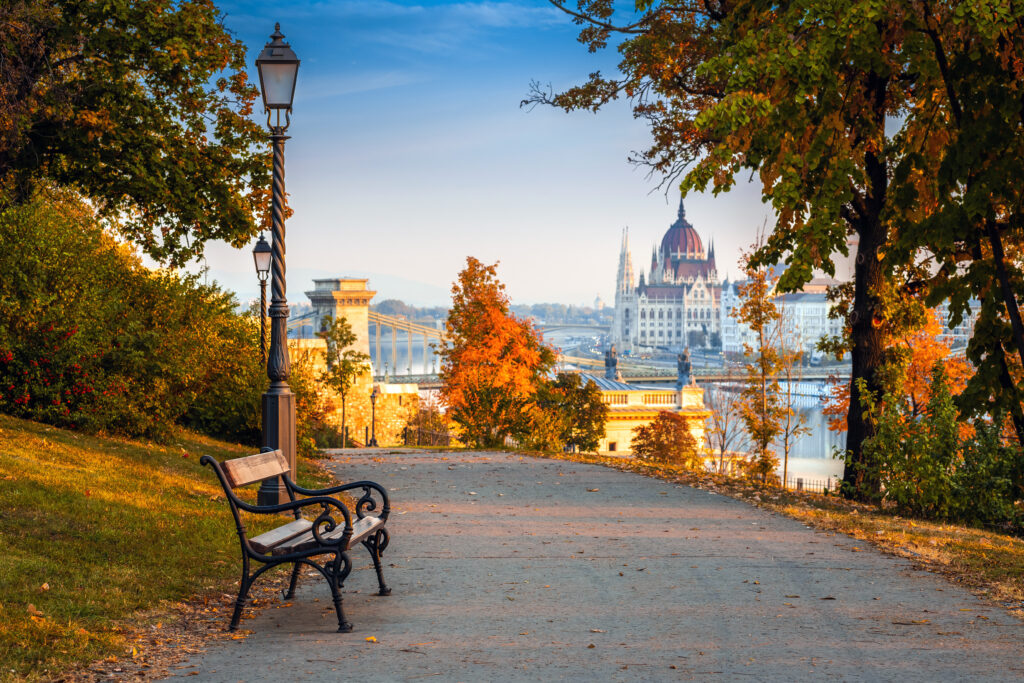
(0, 414, 332, 680)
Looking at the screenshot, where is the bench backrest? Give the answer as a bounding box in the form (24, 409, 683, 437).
(220, 450, 289, 488)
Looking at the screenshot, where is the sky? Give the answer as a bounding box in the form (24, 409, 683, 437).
(198, 0, 773, 307)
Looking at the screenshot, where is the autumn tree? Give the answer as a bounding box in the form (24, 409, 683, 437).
(734, 262, 784, 484)
(824, 308, 972, 432)
(704, 371, 747, 475)
(527, 0, 1024, 498)
(0, 0, 270, 265)
(775, 299, 810, 488)
(317, 315, 369, 449)
(631, 411, 702, 469)
(440, 258, 555, 448)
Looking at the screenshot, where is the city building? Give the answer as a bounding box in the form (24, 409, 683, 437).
(720, 275, 978, 359)
(612, 198, 721, 352)
(720, 277, 845, 359)
(580, 373, 708, 456)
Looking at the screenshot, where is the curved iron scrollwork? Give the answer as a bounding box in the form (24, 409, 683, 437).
(355, 486, 378, 519)
(312, 502, 341, 546)
(375, 527, 390, 554)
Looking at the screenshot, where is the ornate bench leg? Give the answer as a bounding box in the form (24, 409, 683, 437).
(330, 552, 354, 633)
(230, 559, 251, 631)
(362, 528, 392, 596)
(285, 562, 301, 599)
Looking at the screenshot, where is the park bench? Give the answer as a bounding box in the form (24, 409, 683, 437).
(201, 449, 391, 633)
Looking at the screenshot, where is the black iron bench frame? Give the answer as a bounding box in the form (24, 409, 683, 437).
(201, 449, 391, 633)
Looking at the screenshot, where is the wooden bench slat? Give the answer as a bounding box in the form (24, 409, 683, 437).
(249, 518, 313, 554)
(269, 516, 384, 556)
(221, 450, 289, 488)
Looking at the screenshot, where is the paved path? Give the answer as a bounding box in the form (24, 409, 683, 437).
(168, 451, 1024, 681)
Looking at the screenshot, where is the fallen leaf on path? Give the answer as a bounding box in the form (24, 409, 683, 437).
(590, 629, 605, 633)
(587, 488, 599, 492)
(365, 636, 377, 643)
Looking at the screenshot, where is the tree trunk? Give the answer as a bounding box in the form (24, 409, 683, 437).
(842, 68, 889, 500)
(340, 392, 347, 448)
(844, 223, 887, 497)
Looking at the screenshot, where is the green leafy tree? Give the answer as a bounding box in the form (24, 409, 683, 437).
(0, 187, 266, 441)
(521, 373, 608, 452)
(631, 411, 702, 469)
(317, 315, 369, 449)
(552, 373, 607, 452)
(440, 257, 556, 448)
(527, 0, 1024, 498)
(0, 0, 270, 265)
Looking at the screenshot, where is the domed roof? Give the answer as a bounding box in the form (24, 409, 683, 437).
(660, 198, 703, 258)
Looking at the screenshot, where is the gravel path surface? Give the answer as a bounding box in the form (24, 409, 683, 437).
(166, 450, 1024, 682)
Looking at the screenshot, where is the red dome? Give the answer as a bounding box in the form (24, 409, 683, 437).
(660, 199, 703, 258)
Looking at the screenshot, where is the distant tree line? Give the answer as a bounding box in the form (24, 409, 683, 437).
(372, 299, 614, 327)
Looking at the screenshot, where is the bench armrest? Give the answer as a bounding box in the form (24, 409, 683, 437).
(285, 477, 390, 522)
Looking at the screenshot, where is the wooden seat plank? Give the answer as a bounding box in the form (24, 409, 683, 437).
(271, 516, 384, 556)
(221, 450, 289, 488)
(249, 518, 313, 554)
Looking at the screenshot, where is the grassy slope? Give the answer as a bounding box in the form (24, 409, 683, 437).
(0, 414, 329, 680)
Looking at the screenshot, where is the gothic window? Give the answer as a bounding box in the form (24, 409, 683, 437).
(640, 309, 646, 320)
(667, 310, 673, 319)
(658, 310, 664, 320)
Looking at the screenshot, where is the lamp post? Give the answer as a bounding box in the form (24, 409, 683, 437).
(252, 234, 272, 366)
(369, 386, 380, 447)
(255, 24, 300, 506)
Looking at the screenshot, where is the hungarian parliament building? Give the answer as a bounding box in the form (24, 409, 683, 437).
(612, 198, 976, 357)
(611, 198, 723, 353)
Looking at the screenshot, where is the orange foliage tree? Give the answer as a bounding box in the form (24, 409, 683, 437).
(824, 310, 971, 432)
(439, 257, 555, 448)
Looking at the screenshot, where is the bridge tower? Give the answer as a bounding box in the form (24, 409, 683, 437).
(304, 278, 376, 357)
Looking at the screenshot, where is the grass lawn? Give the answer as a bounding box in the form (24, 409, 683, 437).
(530, 450, 1024, 618)
(0, 414, 332, 680)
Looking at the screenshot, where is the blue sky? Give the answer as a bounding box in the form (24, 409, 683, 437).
(198, 0, 771, 307)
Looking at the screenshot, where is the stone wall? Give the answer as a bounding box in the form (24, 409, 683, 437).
(289, 339, 419, 447)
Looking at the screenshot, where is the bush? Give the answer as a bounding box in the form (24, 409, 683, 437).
(0, 188, 265, 443)
(631, 412, 703, 468)
(857, 365, 1022, 527)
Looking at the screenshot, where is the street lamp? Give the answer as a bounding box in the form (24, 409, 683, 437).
(252, 233, 272, 366)
(256, 23, 300, 506)
(369, 386, 380, 447)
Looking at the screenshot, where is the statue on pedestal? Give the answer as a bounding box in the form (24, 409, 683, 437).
(677, 348, 693, 388)
(604, 344, 618, 381)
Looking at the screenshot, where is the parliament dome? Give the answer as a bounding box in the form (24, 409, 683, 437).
(660, 199, 703, 258)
